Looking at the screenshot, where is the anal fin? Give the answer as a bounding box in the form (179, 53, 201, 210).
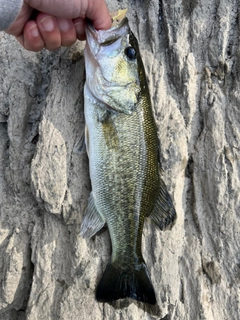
(149, 178, 176, 230)
(80, 192, 105, 238)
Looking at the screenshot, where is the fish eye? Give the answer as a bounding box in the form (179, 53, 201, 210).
(125, 46, 137, 60)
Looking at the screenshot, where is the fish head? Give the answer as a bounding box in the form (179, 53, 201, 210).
(84, 18, 141, 115)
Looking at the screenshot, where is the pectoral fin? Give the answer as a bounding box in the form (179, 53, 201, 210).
(149, 178, 176, 230)
(85, 125, 89, 156)
(80, 193, 106, 238)
(73, 128, 86, 154)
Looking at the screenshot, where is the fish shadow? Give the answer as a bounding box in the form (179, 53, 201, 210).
(106, 298, 162, 316)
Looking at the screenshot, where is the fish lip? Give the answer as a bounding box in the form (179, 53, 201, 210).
(86, 17, 129, 45)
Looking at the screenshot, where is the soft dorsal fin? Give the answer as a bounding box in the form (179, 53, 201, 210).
(149, 178, 176, 230)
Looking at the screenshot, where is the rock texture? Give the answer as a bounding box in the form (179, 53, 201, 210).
(0, 0, 240, 319)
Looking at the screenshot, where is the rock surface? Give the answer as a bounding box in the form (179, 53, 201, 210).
(0, 0, 240, 319)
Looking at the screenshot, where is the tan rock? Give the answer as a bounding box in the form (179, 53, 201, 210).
(0, 0, 239, 319)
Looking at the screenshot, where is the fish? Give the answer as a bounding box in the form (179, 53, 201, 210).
(80, 10, 176, 305)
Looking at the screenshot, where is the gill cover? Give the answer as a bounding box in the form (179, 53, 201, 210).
(84, 18, 141, 115)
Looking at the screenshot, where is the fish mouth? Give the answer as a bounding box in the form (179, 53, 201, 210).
(86, 17, 129, 46)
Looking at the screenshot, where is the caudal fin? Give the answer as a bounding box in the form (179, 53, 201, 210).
(96, 262, 156, 304)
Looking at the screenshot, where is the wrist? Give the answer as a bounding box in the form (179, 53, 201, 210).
(0, 0, 24, 31)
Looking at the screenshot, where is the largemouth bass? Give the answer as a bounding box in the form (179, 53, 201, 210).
(80, 12, 176, 305)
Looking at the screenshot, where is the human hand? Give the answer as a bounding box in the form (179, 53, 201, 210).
(5, 0, 111, 51)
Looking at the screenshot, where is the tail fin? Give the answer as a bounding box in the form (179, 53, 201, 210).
(96, 262, 156, 305)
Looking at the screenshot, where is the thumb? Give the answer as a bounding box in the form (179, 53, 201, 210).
(84, 0, 111, 30)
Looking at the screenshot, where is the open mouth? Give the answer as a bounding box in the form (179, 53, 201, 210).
(86, 17, 129, 46)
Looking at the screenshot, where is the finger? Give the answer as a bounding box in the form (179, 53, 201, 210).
(73, 18, 86, 41)
(36, 13, 61, 51)
(56, 18, 77, 47)
(86, 0, 111, 30)
(20, 21, 45, 52)
(5, 4, 33, 37)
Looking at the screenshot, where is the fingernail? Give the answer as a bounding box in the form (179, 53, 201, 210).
(29, 24, 39, 37)
(58, 18, 70, 32)
(74, 20, 85, 36)
(74, 22, 82, 33)
(40, 16, 54, 31)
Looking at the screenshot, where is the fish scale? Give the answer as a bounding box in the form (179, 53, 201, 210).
(85, 93, 152, 259)
(80, 15, 176, 304)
